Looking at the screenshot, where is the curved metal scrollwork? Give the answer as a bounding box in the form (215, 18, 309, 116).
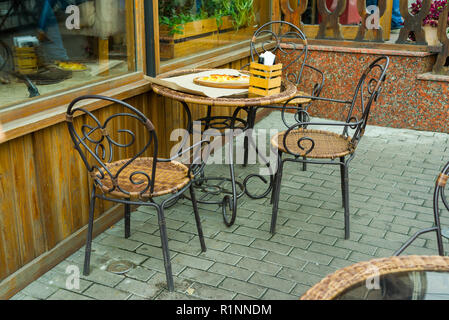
(346, 56, 389, 145)
(250, 21, 308, 85)
(66, 95, 158, 198)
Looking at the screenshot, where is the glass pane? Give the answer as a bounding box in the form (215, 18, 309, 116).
(0, 0, 137, 109)
(159, 0, 271, 62)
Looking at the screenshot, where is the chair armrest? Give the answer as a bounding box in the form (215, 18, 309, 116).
(284, 95, 352, 105)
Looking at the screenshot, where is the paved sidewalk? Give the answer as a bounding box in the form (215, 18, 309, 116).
(11, 112, 449, 300)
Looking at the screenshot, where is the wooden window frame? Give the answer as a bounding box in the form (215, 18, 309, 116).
(0, 0, 148, 127)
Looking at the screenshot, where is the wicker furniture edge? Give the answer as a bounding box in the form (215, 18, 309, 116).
(300, 255, 449, 300)
(153, 69, 297, 107)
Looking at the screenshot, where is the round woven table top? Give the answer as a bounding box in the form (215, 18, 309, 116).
(152, 68, 297, 107)
(300, 255, 449, 300)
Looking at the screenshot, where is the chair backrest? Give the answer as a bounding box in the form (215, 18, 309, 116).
(249, 20, 308, 85)
(66, 95, 159, 197)
(344, 56, 390, 146)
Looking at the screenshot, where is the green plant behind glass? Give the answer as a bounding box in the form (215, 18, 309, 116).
(159, 0, 255, 35)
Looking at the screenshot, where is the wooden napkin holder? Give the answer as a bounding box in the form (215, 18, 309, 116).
(248, 62, 283, 96)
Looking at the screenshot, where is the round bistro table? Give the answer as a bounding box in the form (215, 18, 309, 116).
(300, 255, 449, 300)
(152, 68, 297, 227)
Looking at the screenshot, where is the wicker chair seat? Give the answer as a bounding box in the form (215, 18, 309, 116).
(94, 157, 191, 198)
(284, 91, 311, 105)
(271, 129, 355, 159)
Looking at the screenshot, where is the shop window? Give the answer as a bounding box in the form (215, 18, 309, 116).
(0, 0, 138, 109)
(158, 0, 271, 63)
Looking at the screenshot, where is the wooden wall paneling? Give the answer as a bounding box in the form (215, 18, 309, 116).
(0, 141, 22, 279)
(11, 135, 47, 263)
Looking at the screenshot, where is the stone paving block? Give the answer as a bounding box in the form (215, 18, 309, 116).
(270, 234, 311, 250)
(348, 250, 377, 263)
(179, 222, 220, 238)
(276, 268, 323, 287)
(168, 239, 203, 256)
(189, 237, 230, 251)
(214, 231, 255, 246)
(250, 239, 292, 255)
(100, 236, 141, 251)
(90, 243, 147, 265)
(202, 248, 242, 265)
(81, 267, 125, 287)
(147, 272, 194, 293)
(141, 257, 186, 276)
(188, 282, 236, 300)
(128, 231, 165, 247)
(179, 267, 225, 286)
(263, 251, 306, 269)
(320, 226, 362, 241)
(249, 272, 296, 293)
(47, 289, 93, 300)
(237, 257, 282, 276)
(303, 262, 338, 277)
(9, 292, 38, 300)
(286, 219, 324, 233)
(234, 294, 256, 300)
(333, 239, 377, 255)
(308, 242, 351, 260)
(288, 246, 333, 265)
(125, 266, 156, 282)
(136, 244, 164, 259)
(84, 284, 130, 300)
(39, 269, 93, 292)
(359, 235, 404, 252)
(233, 226, 272, 241)
(291, 283, 311, 297)
(116, 278, 161, 299)
(295, 230, 338, 246)
(172, 253, 215, 271)
(155, 290, 199, 300)
(22, 281, 59, 299)
(219, 278, 266, 299)
(208, 263, 254, 281)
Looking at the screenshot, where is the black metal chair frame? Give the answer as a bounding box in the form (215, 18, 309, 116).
(66, 95, 208, 292)
(243, 20, 325, 169)
(270, 56, 390, 240)
(394, 161, 449, 256)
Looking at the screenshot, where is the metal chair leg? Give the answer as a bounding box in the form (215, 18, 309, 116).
(343, 164, 350, 240)
(83, 188, 96, 276)
(189, 184, 207, 252)
(124, 202, 131, 239)
(155, 204, 174, 292)
(340, 157, 346, 208)
(270, 158, 283, 234)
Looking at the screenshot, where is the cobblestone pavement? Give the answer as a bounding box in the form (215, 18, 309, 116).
(11, 112, 449, 300)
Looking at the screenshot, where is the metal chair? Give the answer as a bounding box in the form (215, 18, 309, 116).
(394, 161, 449, 256)
(243, 20, 325, 167)
(270, 56, 390, 239)
(66, 95, 207, 292)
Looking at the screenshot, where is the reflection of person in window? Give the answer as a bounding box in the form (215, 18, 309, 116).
(37, 0, 88, 63)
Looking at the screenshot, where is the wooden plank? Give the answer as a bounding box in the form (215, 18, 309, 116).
(0, 141, 22, 279)
(125, 0, 136, 72)
(0, 203, 123, 300)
